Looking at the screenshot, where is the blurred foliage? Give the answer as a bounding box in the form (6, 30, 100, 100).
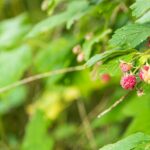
(0, 0, 150, 150)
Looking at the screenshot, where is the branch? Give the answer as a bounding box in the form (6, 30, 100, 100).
(97, 93, 129, 118)
(0, 65, 85, 94)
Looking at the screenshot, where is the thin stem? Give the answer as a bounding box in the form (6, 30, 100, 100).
(97, 93, 129, 118)
(77, 100, 97, 150)
(0, 65, 85, 94)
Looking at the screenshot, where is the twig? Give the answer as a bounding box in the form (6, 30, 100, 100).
(0, 65, 85, 94)
(97, 93, 129, 118)
(77, 100, 97, 150)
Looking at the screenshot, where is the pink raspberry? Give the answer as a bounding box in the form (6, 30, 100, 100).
(119, 61, 132, 72)
(77, 52, 84, 62)
(101, 73, 111, 83)
(120, 74, 136, 90)
(139, 65, 149, 80)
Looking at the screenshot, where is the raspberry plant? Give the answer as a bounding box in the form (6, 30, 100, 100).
(0, 0, 150, 150)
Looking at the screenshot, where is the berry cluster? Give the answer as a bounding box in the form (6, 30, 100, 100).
(120, 61, 150, 93)
(72, 32, 93, 63)
(72, 45, 84, 63)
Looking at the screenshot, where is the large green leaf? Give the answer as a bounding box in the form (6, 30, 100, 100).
(0, 45, 32, 87)
(99, 133, 150, 150)
(22, 110, 54, 150)
(110, 24, 150, 48)
(0, 14, 31, 49)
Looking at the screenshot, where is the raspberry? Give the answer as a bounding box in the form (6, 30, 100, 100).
(101, 73, 111, 83)
(120, 74, 136, 90)
(72, 45, 81, 54)
(139, 65, 150, 84)
(77, 52, 84, 62)
(119, 61, 132, 72)
(139, 65, 149, 80)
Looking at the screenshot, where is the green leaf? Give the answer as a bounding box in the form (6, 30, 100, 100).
(0, 86, 27, 114)
(131, 0, 150, 18)
(86, 49, 135, 67)
(0, 14, 31, 49)
(22, 111, 54, 150)
(83, 29, 111, 60)
(125, 111, 150, 136)
(0, 45, 32, 87)
(133, 142, 150, 150)
(110, 24, 150, 48)
(99, 133, 150, 150)
(136, 11, 150, 24)
(66, 0, 89, 29)
(27, 0, 89, 38)
(123, 89, 150, 136)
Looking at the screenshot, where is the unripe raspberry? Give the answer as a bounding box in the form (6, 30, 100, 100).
(85, 32, 93, 40)
(139, 65, 150, 84)
(120, 74, 136, 90)
(72, 45, 81, 54)
(119, 61, 132, 72)
(137, 89, 144, 97)
(77, 52, 84, 62)
(101, 73, 111, 83)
